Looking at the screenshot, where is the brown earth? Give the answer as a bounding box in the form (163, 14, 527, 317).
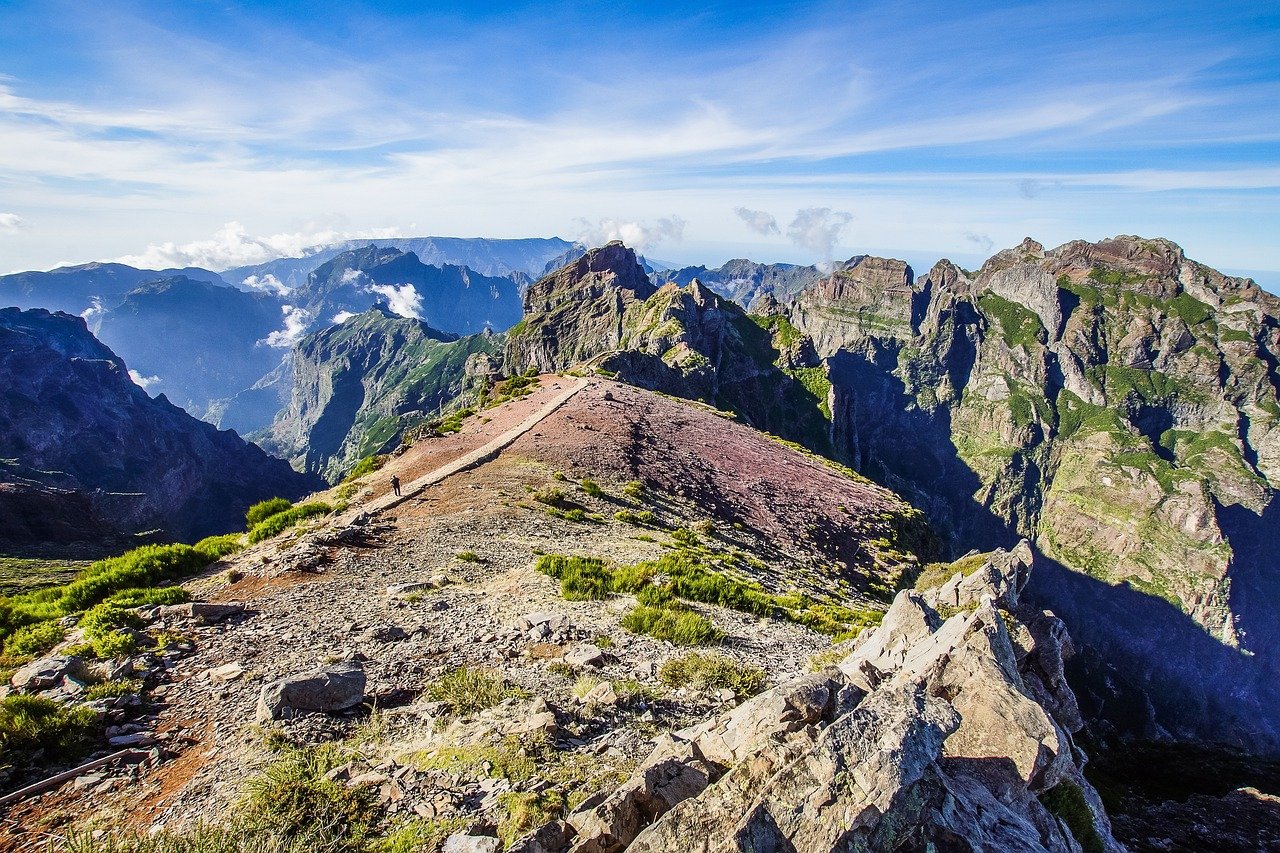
(2, 376, 928, 848)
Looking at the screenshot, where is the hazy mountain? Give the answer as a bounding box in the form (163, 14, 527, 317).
(0, 262, 226, 316)
(223, 236, 576, 292)
(0, 307, 320, 546)
(91, 276, 288, 421)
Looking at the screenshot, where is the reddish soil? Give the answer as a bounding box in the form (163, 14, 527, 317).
(505, 379, 922, 580)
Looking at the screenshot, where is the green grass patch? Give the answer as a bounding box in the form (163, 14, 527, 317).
(498, 790, 565, 847)
(103, 586, 190, 608)
(239, 745, 379, 850)
(343, 455, 387, 482)
(425, 666, 526, 716)
(621, 604, 722, 645)
(247, 503, 334, 545)
(0, 693, 97, 765)
(246, 498, 294, 528)
(3, 619, 66, 658)
(194, 533, 246, 561)
(979, 291, 1047, 348)
(1039, 781, 1104, 853)
(658, 651, 766, 695)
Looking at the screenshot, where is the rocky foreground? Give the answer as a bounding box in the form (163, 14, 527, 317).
(2, 378, 1122, 852)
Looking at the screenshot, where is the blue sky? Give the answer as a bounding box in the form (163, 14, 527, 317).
(0, 0, 1277, 284)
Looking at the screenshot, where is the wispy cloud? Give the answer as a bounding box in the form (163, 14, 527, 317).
(128, 369, 160, 390)
(260, 304, 310, 347)
(0, 1, 1276, 274)
(0, 212, 26, 233)
(240, 272, 290, 295)
(574, 216, 686, 254)
(118, 222, 402, 270)
(735, 207, 779, 236)
(367, 284, 422, 319)
(787, 208, 853, 267)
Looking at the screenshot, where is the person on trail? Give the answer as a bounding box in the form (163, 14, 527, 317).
(391, 474, 401, 497)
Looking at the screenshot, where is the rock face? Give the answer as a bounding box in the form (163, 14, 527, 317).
(775, 235, 1280, 751)
(259, 306, 501, 480)
(516, 236, 1279, 752)
(507, 244, 837, 453)
(519, 545, 1122, 853)
(0, 307, 321, 545)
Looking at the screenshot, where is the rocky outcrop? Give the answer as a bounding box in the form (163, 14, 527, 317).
(260, 306, 501, 481)
(517, 544, 1122, 853)
(0, 307, 321, 545)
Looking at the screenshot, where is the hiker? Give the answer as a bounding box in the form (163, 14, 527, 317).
(391, 474, 401, 497)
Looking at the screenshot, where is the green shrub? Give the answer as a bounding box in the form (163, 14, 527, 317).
(104, 586, 190, 608)
(240, 747, 379, 848)
(536, 555, 612, 600)
(194, 533, 246, 561)
(247, 503, 333, 544)
(621, 605, 722, 645)
(498, 790, 565, 847)
(1040, 781, 1104, 853)
(622, 481, 644, 499)
(547, 661, 576, 679)
(246, 498, 294, 529)
(455, 551, 481, 563)
(531, 486, 567, 507)
(83, 678, 144, 701)
(370, 818, 468, 853)
(4, 619, 65, 657)
(79, 603, 144, 640)
(343, 455, 387, 482)
(0, 694, 97, 761)
(580, 479, 603, 498)
(92, 630, 140, 659)
(426, 666, 524, 715)
(52, 544, 212, 615)
(659, 651, 766, 695)
(636, 584, 676, 608)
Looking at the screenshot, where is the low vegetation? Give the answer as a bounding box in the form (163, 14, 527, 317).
(425, 666, 525, 716)
(343, 455, 387, 482)
(658, 651, 767, 695)
(247, 502, 334, 545)
(620, 603, 722, 645)
(1040, 781, 1105, 853)
(0, 693, 97, 766)
(245, 497, 294, 528)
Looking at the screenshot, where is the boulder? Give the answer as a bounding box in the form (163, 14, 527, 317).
(255, 660, 366, 722)
(11, 655, 88, 692)
(157, 602, 245, 624)
(565, 643, 605, 667)
(442, 835, 501, 853)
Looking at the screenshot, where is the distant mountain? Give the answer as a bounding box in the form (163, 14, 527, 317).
(224, 236, 576, 292)
(285, 245, 522, 336)
(92, 276, 287, 421)
(656, 258, 831, 308)
(259, 306, 501, 481)
(0, 308, 320, 546)
(0, 262, 226, 316)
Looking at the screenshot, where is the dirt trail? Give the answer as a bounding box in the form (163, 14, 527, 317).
(344, 376, 588, 523)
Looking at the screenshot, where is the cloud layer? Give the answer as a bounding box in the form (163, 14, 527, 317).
(260, 304, 311, 348)
(367, 283, 422, 320)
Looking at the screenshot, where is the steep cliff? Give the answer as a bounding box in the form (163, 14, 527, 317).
(509, 237, 1280, 753)
(261, 306, 501, 481)
(0, 308, 320, 546)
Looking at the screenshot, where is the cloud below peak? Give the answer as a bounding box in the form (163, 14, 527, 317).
(116, 222, 404, 271)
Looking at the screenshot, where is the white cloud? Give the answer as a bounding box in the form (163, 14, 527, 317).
(0, 213, 26, 233)
(340, 268, 366, 284)
(367, 283, 422, 319)
(80, 297, 104, 324)
(128, 370, 161, 390)
(240, 272, 291, 295)
(787, 208, 853, 265)
(963, 231, 995, 254)
(574, 216, 686, 254)
(734, 207, 779, 236)
(116, 221, 403, 271)
(260, 304, 311, 347)
(332, 310, 356, 323)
